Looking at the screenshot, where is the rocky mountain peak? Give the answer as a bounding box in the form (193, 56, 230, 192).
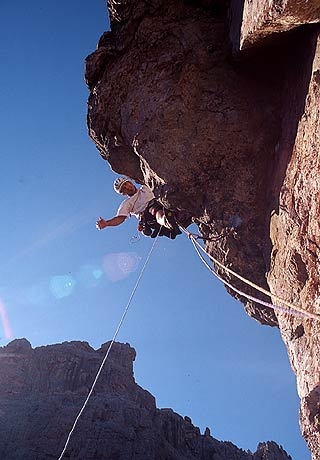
(0, 339, 292, 460)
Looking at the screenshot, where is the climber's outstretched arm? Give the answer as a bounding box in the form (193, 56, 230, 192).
(96, 215, 126, 230)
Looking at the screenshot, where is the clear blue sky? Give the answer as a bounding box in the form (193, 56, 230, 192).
(0, 1, 310, 458)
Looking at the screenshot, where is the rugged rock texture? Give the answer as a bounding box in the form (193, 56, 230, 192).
(230, 0, 320, 51)
(0, 339, 292, 460)
(85, 0, 320, 458)
(86, 0, 284, 327)
(267, 31, 320, 460)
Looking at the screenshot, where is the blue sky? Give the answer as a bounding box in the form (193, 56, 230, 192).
(0, 1, 310, 458)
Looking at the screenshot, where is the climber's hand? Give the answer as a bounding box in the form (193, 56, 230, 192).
(96, 217, 106, 230)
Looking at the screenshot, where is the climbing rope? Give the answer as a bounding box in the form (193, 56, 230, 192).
(130, 232, 141, 244)
(180, 226, 320, 322)
(57, 235, 159, 460)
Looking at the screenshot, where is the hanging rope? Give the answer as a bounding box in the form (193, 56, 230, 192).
(130, 232, 141, 244)
(180, 226, 320, 322)
(57, 235, 159, 460)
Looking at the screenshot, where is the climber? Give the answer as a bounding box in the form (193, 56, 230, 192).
(95, 177, 182, 239)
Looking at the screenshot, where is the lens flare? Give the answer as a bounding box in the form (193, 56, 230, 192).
(103, 252, 140, 282)
(77, 264, 103, 289)
(0, 300, 13, 340)
(50, 275, 76, 299)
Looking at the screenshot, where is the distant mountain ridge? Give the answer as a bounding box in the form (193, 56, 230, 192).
(0, 339, 292, 460)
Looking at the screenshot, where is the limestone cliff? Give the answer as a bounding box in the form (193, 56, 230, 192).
(85, 0, 320, 458)
(0, 339, 291, 460)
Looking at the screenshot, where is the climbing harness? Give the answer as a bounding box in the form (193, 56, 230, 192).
(138, 200, 181, 239)
(57, 235, 160, 460)
(180, 225, 320, 322)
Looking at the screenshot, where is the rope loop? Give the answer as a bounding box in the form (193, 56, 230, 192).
(180, 225, 320, 322)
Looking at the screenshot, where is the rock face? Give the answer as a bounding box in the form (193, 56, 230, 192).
(0, 339, 292, 460)
(230, 0, 320, 51)
(86, 0, 283, 327)
(85, 1, 320, 458)
(267, 32, 320, 460)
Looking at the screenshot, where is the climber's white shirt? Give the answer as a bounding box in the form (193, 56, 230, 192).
(116, 185, 155, 218)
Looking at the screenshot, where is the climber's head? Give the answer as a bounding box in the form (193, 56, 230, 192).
(113, 177, 137, 196)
